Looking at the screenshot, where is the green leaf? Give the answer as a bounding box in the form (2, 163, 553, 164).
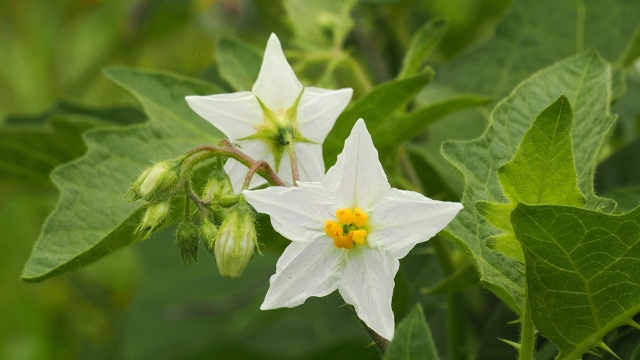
(398, 17, 449, 79)
(435, 0, 640, 99)
(511, 203, 640, 360)
(373, 94, 491, 156)
(284, 0, 357, 51)
(478, 96, 587, 262)
(21, 68, 222, 282)
(442, 51, 615, 314)
(0, 103, 144, 185)
(323, 70, 434, 165)
(216, 37, 262, 92)
(384, 305, 440, 360)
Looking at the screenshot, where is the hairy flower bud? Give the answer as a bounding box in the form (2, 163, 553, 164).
(214, 199, 257, 278)
(202, 163, 234, 202)
(201, 218, 218, 253)
(137, 202, 171, 236)
(130, 161, 180, 202)
(176, 221, 200, 265)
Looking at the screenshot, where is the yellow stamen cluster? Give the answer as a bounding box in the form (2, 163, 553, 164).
(324, 207, 369, 249)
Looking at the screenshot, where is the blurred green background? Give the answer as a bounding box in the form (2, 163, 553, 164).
(7, 0, 637, 359)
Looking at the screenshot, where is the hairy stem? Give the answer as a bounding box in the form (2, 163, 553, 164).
(243, 160, 270, 190)
(287, 141, 300, 186)
(181, 140, 285, 187)
(518, 296, 536, 360)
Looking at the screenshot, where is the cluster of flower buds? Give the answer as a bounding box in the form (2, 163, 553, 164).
(128, 156, 259, 278)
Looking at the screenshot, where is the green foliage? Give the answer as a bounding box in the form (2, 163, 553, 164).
(478, 96, 586, 262)
(512, 204, 640, 359)
(0, 103, 144, 185)
(442, 51, 614, 314)
(384, 305, 440, 360)
(216, 38, 262, 92)
(284, 0, 357, 50)
(21, 69, 221, 282)
(323, 70, 434, 165)
(436, 0, 640, 98)
(397, 17, 448, 79)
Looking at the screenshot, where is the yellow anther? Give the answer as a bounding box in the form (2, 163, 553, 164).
(348, 229, 367, 245)
(324, 220, 340, 236)
(353, 207, 368, 227)
(336, 208, 353, 224)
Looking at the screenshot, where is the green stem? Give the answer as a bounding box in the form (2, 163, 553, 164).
(518, 296, 536, 360)
(287, 141, 300, 186)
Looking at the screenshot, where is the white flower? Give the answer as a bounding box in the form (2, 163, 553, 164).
(186, 33, 353, 193)
(243, 119, 463, 340)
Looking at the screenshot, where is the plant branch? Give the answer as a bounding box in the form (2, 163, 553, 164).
(181, 140, 285, 187)
(518, 295, 537, 360)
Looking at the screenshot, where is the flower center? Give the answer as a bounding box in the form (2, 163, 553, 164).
(324, 207, 369, 249)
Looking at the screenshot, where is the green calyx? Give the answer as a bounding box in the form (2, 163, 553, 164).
(240, 90, 315, 172)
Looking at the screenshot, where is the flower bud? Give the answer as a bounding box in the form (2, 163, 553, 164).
(214, 199, 257, 278)
(202, 164, 234, 202)
(131, 161, 180, 202)
(176, 221, 200, 265)
(201, 218, 218, 253)
(137, 202, 171, 237)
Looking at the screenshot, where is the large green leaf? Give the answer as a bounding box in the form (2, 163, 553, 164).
(384, 305, 440, 360)
(512, 204, 640, 360)
(323, 70, 434, 165)
(477, 96, 586, 262)
(21, 68, 222, 282)
(216, 37, 262, 92)
(0, 103, 144, 185)
(442, 51, 615, 314)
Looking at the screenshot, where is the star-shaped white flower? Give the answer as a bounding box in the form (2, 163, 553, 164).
(186, 33, 353, 193)
(243, 119, 463, 340)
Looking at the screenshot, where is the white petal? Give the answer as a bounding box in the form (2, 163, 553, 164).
(225, 140, 270, 194)
(294, 143, 325, 183)
(243, 182, 336, 243)
(252, 33, 303, 112)
(338, 247, 398, 340)
(323, 119, 390, 210)
(369, 188, 463, 258)
(297, 87, 353, 143)
(261, 239, 342, 309)
(185, 92, 262, 140)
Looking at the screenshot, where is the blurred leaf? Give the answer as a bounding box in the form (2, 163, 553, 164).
(421, 263, 478, 295)
(21, 68, 222, 282)
(604, 186, 640, 213)
(442, 52, 615, 315)
(373, 94, 491, 156)
(0, 103, 144, 185)
(611, 76, 640, 144)
(323, 70, 434, 165)
(120, 232, 374, 360)
(475, 303, 519, 360)
(284, 0, 357, 51)
(478, 96, 587, 263)
(384, 304, 440, 360)
(216, 37, 262, 92)
(436, 0, 640, 98)
(398, 17, 448, 79)
(512, 204, 640, 360)
(596, 138, 640, 194)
